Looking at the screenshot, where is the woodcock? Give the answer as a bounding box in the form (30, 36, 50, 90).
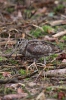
(9, 39, 59, 63)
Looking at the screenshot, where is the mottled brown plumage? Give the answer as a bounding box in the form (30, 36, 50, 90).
(18, 39, 58, 57)
(9, 39, 59, 60)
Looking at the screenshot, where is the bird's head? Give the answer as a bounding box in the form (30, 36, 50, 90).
(17, 39, 28, 54)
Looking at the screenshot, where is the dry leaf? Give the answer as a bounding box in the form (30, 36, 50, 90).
(56, 53, 66, 60)
(17, 87, 24, 94)
(62, 59, 66, 63)
(3, 93, 28, 100)
(57, 91, 65, 100)
(36, 92, 46, 100)
(35, 7, 47, 15)
(2, 72, 11, 77)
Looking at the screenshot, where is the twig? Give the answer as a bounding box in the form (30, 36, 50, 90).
(52, 30, 66, 38)
(42, 68, 66, 77)
(49, 20, 66, 26)
(31, 24, 44, 32)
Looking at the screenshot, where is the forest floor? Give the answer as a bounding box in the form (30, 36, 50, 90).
(0, 0, 66, 100)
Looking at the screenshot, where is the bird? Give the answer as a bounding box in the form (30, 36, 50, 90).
(15, 39, 60, 81)
(9, 38, 59, 65)
(16, 39, 59, 64)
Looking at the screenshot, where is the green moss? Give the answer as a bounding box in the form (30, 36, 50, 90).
(30, 28, 43, 38)
(19, 69, 27, 75)
(5, 49, 12, 53)
(57, 42, 66, 50)
(4, 88, 16, 94)
(54, 4, 65, 13)
(46, 87, 53, 91)
(42, 25, 55, 33)
(39, 54, 58, 62)
(24, 9, 31, 18)
(6, 7, 14, 13)
(0, 86, 5, 95)
(30, 25, 55, 38)
(9, 59, 18, 65)
(0, 56, 7, 61)
(61, 36, 66, 41)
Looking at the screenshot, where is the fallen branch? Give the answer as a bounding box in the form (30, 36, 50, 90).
(49, 20, 66, 26)
(31, 24, 44, 32)
(2, 93, 28, 100)
(44, 68, 66, 77)
(47, 85, 66, 91)
(52, 30, 66, 38)
(0, 78, 18, 84)
(0, 40, 16, 46)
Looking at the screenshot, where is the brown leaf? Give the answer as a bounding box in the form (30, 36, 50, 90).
(35, 7, 47, 15)
(56, 53, 66, 60)
(3, 93, 28, 100)
(57, 91, 65, 100)
(62, 59, 66, 63)
(2, 72, 11, 77)
(17, 87, 24, 94)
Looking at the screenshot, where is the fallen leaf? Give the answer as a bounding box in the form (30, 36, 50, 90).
(28, 82, 36, 87)
(57, 91, 65, 100)
(62, 59, 66, 63)
(2, 72, 11, 77)
(56, 53, 66, 60)
(35, 7, 47, 15)
(36, 92, 46, 100)
(17, 87, 24, 94)
(3, 93, 28, 100)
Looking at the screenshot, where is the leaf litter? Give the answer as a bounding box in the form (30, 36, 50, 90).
(0, 0, 66, 100)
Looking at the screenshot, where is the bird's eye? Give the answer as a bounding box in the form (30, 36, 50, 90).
(18, 41, 21, 44)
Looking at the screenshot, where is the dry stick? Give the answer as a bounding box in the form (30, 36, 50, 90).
(49, 20, 66, 26)
(47, 85, 66, 91)
(0, 40, 16, 46)
(32, 24, 44, 32)
(52, 30, 66, 38)
(43, 68, 66, 77)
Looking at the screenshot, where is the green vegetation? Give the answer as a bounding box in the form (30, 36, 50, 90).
(9, 59, 18, 65)
(42, 25, 55, 33)
(46, 87, 53, 91)
(57, 42, 66, 50)
(54, 4, 65, 13)
(0, 56, 7, 61)
(5, 49, 12, 53)
(30, 25, 55, 38)
(6, 7, 14, 13)
(39, 54, 58, 62)
(0, 86, 5, 95)
(30, 28, 43, 38)
(4, 88, 16, 94)
(19, 69, 27, 75)
(61, 36, 66, 41)
(24, 9, 32, 18)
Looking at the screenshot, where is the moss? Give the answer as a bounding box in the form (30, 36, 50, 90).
(61, 36, 66, 41)
(30, 28, 43, 38)
(0, 56, 7, 61)
(30, 25, 55, 38)
(6, 7, 14, 13)
(9, 59, 18, 65)
(42, 25, 55, 33)
(54, 4, 65, 13)
(5, 49, 12, 53)
(19, 69, 27, 75)
(57, 42, 66, 50)
(4, 88, 16, 94)
(24, 9, 32, 18)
